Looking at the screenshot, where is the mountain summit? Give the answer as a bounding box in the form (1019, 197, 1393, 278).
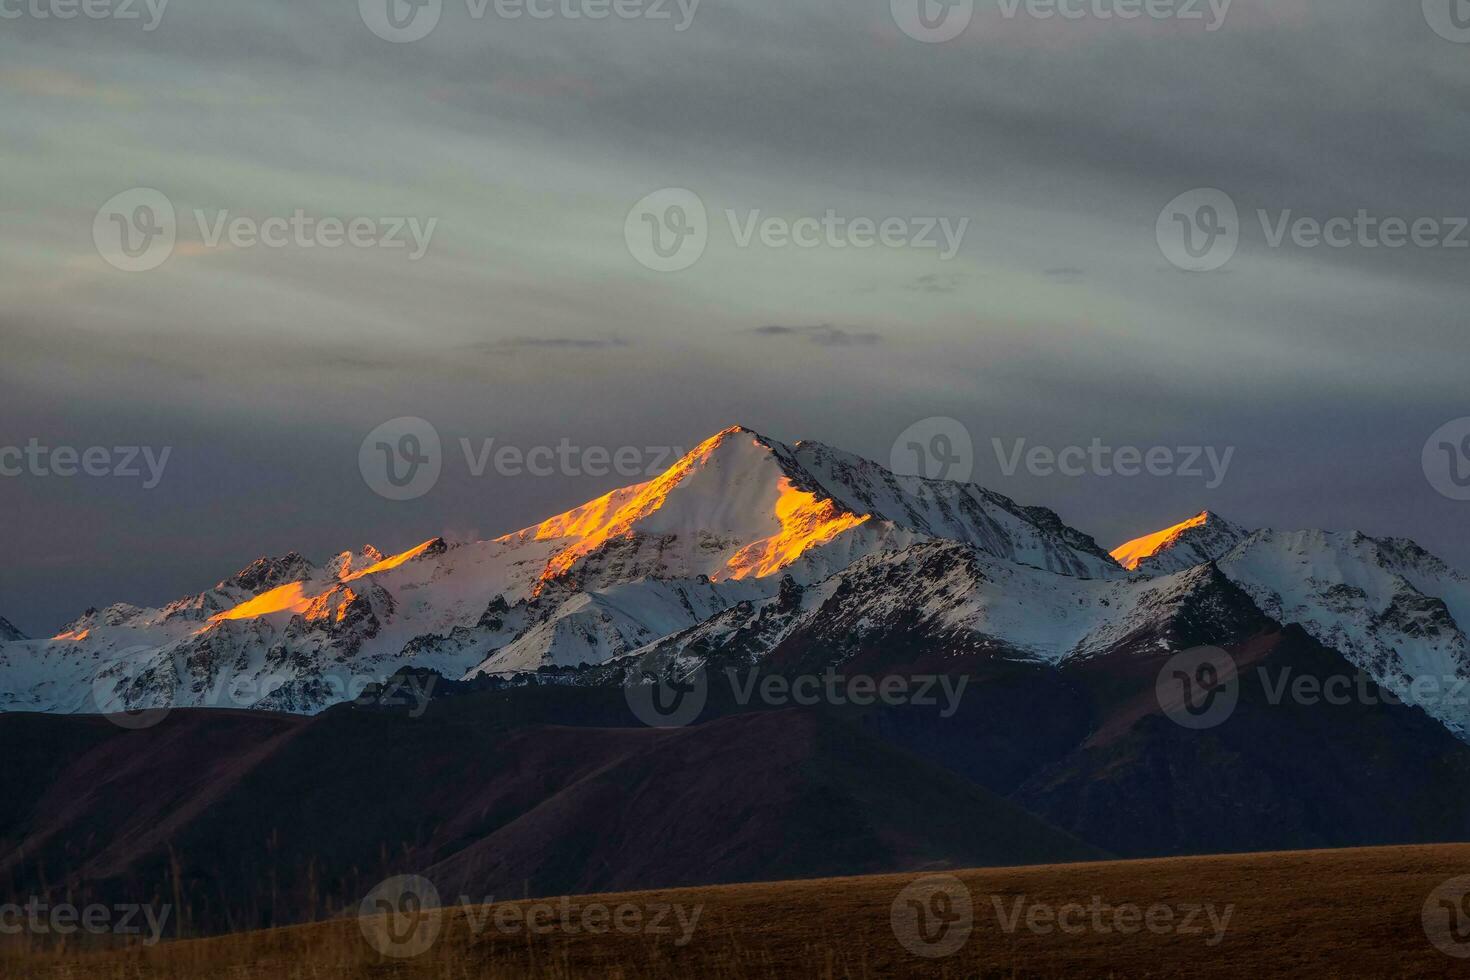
(2, 427, 1469, 740)
(1111, 510, 1250, 573)
(0, 427, 1117, 713)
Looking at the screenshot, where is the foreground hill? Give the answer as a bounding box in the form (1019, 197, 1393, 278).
(8, 844, 1469, 978)
(5, 624, 1470, 941)
(0, 698, 1101, 937)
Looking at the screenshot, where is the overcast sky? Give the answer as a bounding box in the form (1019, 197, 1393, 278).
(3, 0, 1469, 634)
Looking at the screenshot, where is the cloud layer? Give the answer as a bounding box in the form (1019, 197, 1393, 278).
(2, 0, 1468, 631)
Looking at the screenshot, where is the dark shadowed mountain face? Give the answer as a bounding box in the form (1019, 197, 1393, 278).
(1021, 626, 1470, 857)
(0, 693, 1101, 938)
(7, 605, 1470, 941)
(5, 439, 1470, 942)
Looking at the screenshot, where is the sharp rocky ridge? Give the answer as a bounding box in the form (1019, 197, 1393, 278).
(2, 426, 1467, 739)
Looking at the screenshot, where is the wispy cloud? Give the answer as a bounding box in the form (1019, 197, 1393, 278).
(904, 273, 966, 295)
(471, 336, 632, 352)
(750, 325, 882, 347)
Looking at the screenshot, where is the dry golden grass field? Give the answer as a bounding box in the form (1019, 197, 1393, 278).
(6, 843, 1470, 978)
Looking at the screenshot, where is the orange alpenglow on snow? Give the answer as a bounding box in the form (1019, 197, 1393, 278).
(531, 428, 748, 584)
(211, 581, 315, 622)
(341, 539, 441, 582)
(53, 628, 90, 641)
(302, 587, 360, 624)
(1110, 511, 1210, 570)
(529, 426, 869, 589)
(724, 479, 868, 580)
(211, 539, 440, 624)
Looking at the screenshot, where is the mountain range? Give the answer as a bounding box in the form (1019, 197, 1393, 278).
(6, 425, 1470, 934)
(3, 424, 1467, 738)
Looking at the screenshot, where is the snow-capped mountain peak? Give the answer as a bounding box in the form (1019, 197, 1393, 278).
(502, 426, 872, 592)
(6, 425, 1469, 742)
(495, 425, 1121, 597)
(1111, 510, 1250, 574)
(1112, 513, 1470, 736)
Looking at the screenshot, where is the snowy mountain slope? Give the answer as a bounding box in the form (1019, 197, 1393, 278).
(8, 423, 1469, 738)
(1111, 511, 1251, 574)
(0, 617, 24, 642)
(1114, 516, 1470, 737)
(494, 426, 1120, 592)
(1215, 529, 1470, 735)
(0, 426, 1121, 715)
(791, 441, 1122, 580)
(606, 540, 1268, 685)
